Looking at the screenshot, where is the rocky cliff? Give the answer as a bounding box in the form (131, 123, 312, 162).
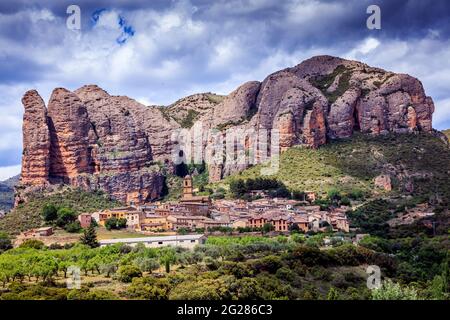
(19, 86, 166, 205)
(18, 55, 435, 203)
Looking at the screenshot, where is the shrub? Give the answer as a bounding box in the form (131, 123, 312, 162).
(42, 204, 58, 222)
(371, 280, 419, 300)
(19, 239, 45, 250)
(117, 265, 143, 283)
(56, 207, 76, 228)
(105, 217, 127, 230)
(64, 221, 82, 233)
(126, 277, 171, 300)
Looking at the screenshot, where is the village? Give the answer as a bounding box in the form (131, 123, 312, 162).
(83, 175, 350, 235)
(17, 175, 355, 248)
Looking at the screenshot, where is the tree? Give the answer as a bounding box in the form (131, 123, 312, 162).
(159, 248, 177, 273)
(371, 280, 419, 300)
(65, 221, 82, 233)
(230, 180, 246, 198)
(262, 223, 275, 234)
(117, 218, 127, 229)
(117, 265, 142, 283)
(126, 277, 171, 300)
(327, 287, 340, 300)
(105, 217, 117, 230)
(42, 204, 58, 222)
(56, 207, 77, 228)
(169, 278, 229, 300)
(105, 217, 127, 230)
(0, 232, 12, 253)
(135, 257, 160, 273)
(80, 223, 99, 248)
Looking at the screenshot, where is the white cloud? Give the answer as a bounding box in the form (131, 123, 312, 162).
(0, 1, 450, 173)
(0, 165, 21, 181)
(344, 37, 381, 60)
(433, 98, 450, 129)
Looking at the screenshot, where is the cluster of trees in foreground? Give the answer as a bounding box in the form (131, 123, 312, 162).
(0, 233, 447, 300)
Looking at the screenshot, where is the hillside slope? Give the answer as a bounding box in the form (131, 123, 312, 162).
(0, 175, 19, 212)
(218, 132, 450, 206)
(0, 187, 122, 235)
(18, 55, 435, 205)
(443, 129, 450, 140)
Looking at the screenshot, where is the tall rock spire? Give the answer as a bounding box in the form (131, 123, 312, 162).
(20, 90, 50, 185)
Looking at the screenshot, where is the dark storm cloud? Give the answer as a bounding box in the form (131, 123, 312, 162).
(0, 56, 55, 84)
(0, 0, 450, 175)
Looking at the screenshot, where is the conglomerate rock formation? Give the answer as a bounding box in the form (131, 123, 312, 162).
(19, 55, 435, 204)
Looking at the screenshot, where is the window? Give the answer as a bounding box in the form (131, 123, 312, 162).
(191, 240, 195, 243)
(158, 241, 163, 245)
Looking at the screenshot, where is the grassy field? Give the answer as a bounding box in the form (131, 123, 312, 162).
(96, 228, 148, 240)
(212, 132, 450, 202)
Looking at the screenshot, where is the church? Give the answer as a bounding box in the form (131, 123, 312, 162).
(179, 175, 211, 216)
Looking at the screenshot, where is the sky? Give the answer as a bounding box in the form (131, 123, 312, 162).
(0, 0, 449, 180)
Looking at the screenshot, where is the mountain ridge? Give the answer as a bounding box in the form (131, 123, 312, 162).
(17, 55, 436, 205)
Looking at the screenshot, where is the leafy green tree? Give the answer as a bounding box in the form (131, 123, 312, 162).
(117, 218, 127, 229)
(428, 275, 447, 300)
(80, 223, 99, 248)
(135, 257, 160, 273)
(169, 278, 229, 300)
(230, 180, 246, 198)
(117, 265, 142, 283)
(42, 204, 58, 222)
(105, 217, 118, 230)
(262, 223, 275, 234)
(327, 287, 340, 300)
(126, 276, 171, 299)
(56, 207, 76, 228)
(159, 248, 177, 273)
(104, 217, 127, 230)
(371, 280, 419, 300)
(65, 221, 82, 233)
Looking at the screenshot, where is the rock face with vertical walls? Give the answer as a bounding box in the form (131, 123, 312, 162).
(18, 86, 166, 205)
(21, 90, 50, 185)
(19, 55, 435, 197)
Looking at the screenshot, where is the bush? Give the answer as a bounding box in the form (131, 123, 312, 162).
(117, 265, 143, 283)
(371, 280, 419, 300)
(64, 221, 82, 233)
(0, 232, 12, 253)
(56, 207, 76, 228)
(250, 255, 282, 274)
(19, 239, 45, 249)
(105, 217, 127, 230)
(126, 277, 171, 299)
(276, 267, 295, 282)
(42, 204, 58, 222)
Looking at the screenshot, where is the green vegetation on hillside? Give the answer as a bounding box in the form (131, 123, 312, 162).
(0, 233, 447, 300)
(310, 65, 351, 103)
(0, 189, 122, 235)
(217, 133, 450, 203)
